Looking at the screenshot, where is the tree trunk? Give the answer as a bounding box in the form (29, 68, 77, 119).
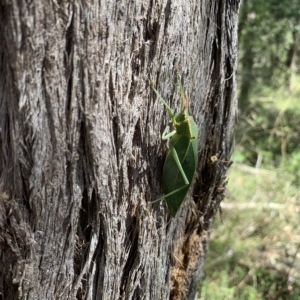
(0, 0, 239, 299)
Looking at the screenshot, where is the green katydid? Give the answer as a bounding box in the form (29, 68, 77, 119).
(150, 75, 198, 216)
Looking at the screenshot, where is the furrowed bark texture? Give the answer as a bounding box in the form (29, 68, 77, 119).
(0, 0, 239, 299)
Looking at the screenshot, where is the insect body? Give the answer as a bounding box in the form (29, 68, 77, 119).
(151, 79, 198, 216)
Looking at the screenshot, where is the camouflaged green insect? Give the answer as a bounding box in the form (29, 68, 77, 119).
(150, 77, 198, 216)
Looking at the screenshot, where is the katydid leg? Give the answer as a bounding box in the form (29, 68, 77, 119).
(162, 125, 177, 140)
(151, 184, 188, 203)
(170, 147, 189, 185)
(150, 82, 177, 123)
(151, 147, 189, 203)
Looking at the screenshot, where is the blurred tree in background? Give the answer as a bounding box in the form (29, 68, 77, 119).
(237, 0, 300, 181)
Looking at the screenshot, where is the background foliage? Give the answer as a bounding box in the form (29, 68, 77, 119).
(200, 0, 300, 299)
(237, 0, 300, 174)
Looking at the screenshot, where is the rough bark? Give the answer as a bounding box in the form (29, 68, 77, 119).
(0, 0, 239, 299)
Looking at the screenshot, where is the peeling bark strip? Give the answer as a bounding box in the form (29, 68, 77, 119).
(0, 1, 239, 299)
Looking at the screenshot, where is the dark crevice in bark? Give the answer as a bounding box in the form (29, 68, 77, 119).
(0, 58, 17, 199)
(74, 118, 98, 296)
(79, 189, 93, 243)
(223, 57, 233, 123)
(75, 198, 88, 273)
(20, 174, 31, 213)
(120, 216, 138, 297)
(128, 119, 143, 203)
(74, 187, 92, 296)
(42, 61, 58, 154)
(163, 0, 172, 36)
(0, 99, 11, 189)
(94, 214, 106, 300)
(147, 22, 159, 62)
(65, 13, 74, 119)
(109, 70, 119, 165)
(19, 126, 34, 224)
(109, 69, 122, 208)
